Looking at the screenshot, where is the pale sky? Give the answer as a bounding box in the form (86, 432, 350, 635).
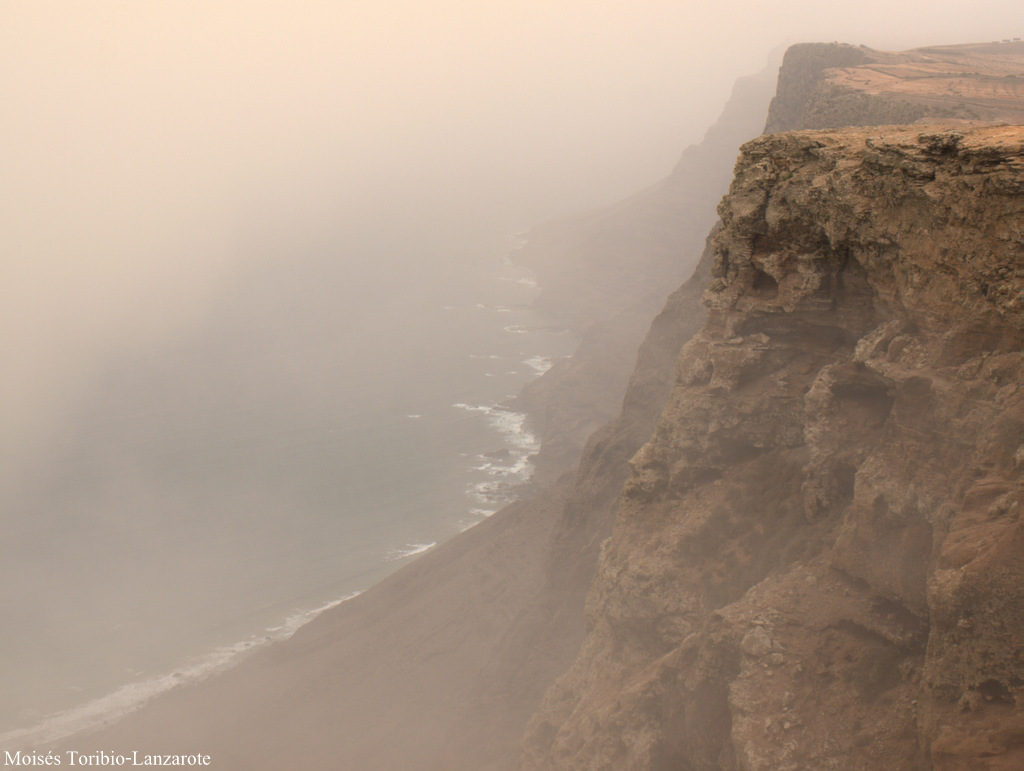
(1, 0, 1021, 484)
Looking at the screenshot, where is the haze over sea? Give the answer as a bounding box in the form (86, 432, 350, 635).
(4, 0, 1017, 754)
(0, 219, 576, 744)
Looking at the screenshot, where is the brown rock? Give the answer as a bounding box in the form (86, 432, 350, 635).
(522, 125, 1024, 770)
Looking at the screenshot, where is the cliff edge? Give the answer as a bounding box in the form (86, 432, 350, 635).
(522, 125, 1024, 770)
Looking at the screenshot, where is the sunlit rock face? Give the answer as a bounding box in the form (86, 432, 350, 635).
(522, 125, 1024, 771)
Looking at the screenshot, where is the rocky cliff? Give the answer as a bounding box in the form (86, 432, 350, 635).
(65, 43, 1024, 770)
(512, 66, 779, 480)
(521, 125, 1024, 770)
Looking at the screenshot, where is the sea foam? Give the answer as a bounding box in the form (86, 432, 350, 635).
(452, 402, 538, 509)
(387, 542, 437, 561)
(523, 355, 556, 375)
(0, 593, 359, 751)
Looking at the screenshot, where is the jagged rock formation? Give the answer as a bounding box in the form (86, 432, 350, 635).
(521, 125, 1024, 770)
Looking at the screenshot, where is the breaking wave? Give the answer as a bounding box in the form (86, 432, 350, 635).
(0, 593, 360, 751)
(452, 403, 538, 510)
(387, 542, 437, 561)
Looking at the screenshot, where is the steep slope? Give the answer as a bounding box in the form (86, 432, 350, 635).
(63, 63, 779, 771)
(521, 125, 1024, 770)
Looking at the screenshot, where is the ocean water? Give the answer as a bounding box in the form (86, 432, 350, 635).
(0, 229, 576, 747)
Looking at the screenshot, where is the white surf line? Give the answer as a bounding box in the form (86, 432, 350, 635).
(0, 593, 360, 751)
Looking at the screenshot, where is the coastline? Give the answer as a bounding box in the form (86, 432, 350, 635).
(0, 593, 358, 752)
(3, 247, 570, 754)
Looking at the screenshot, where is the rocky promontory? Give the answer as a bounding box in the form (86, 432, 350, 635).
(522, 125, 1023, 770)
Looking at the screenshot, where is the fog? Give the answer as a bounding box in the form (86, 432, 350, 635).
(2, 1, 1019, 484)
(1, 0, 1020, 742)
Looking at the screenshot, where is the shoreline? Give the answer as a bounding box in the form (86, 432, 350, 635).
(0, 593, 360, 752)
(3, 255, 564, 754)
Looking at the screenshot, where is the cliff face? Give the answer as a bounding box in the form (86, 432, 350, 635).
(762, 43, 873, 132)
(522, 126, 1024, 770)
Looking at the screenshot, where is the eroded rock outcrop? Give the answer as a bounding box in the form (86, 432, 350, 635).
(522, 125, 1024, 770)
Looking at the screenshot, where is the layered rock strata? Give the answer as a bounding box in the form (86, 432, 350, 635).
(522, 125, 1024, 770)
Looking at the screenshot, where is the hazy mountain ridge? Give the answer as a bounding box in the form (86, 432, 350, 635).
(68, 41, 1024, 769)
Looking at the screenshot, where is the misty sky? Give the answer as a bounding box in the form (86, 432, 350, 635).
(1, 0, 1021, 489)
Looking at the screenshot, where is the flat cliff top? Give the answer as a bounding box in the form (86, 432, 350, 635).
(754, 122, 1024, 176)
(771, 120, 1024, 151)
(829, 41, 1024, 123)
(766, 40, 1024, 132)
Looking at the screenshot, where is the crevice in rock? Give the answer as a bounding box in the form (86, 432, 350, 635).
(750, 265, 779, 298)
